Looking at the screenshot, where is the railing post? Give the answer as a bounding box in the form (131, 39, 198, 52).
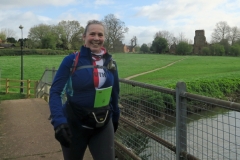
(6, 78, 9, 94)
(176, 82, 187, 160)
(27, 79, 30, 98)
(44, 85, 50, 103)
(35, 80, 39, 98)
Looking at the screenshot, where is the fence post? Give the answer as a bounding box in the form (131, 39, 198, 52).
(176, 82, 187, 160)
(6, 78, 9, 93)
(34, 81, 39, 98)
(27, 79, 30, 98)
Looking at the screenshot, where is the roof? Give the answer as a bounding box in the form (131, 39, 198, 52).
(0, 43, 16, 48)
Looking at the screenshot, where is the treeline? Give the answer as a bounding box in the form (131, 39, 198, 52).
(0, 14, 128, 52)
(0, 49, 73, 56)
(139, 21, 240, 56)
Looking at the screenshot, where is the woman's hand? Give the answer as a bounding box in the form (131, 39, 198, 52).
(55, 123, 72, 148)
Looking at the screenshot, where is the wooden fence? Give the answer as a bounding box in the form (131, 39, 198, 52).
(0, 78, 38, 98)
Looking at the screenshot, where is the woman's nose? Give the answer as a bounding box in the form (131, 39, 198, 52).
(93, 35, 99, 40)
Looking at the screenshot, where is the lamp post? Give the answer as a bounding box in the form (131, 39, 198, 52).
(19, 25, 24, 93)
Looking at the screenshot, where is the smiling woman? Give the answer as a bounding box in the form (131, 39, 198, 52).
(83, 20, 105, 54)
(48, 19, 120, 160)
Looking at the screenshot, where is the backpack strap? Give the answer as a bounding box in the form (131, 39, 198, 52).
(70, 51, 80, 74)
(75, 65, 107, 71)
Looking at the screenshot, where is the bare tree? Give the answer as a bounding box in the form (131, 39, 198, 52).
(211, 21, 230, 43)
(0, 31, 6, 42)
(129, 36, 137, 52)
(227, 26, 240, 45)
(102, 14, 128, 52)
(1, 28, 17, 40)
(154, 30, 174, 47)
(175, 32, 190, 44)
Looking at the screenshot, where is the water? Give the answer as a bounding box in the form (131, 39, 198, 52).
(153, 107, 240, 159)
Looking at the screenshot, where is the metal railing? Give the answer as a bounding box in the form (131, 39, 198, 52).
(36, 69, 240, 160)
(35, 67, 57, 101)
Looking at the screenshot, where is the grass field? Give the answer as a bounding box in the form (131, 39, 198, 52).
(0, 53, 240, 87)
(132, 55, 240, 87)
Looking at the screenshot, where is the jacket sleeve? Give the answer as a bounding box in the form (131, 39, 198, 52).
(110, 61, 120, 123)
(49, 55, 74, 129)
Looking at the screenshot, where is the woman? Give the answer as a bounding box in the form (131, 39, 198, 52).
(49, 20, 120, 160)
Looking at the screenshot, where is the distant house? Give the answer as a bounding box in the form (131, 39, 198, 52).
(109, 39, 136, 53)
(0, 43, 16, 49)
(123, 45, 135, 53)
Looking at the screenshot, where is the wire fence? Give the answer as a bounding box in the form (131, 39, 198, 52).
(35, 69, 240, 160)
(115, 80, 240, 160)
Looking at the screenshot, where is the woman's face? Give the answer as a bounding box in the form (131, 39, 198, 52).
(83, 24, 105, 53)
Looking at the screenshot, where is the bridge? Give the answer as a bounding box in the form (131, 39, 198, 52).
(0, 98, 93, 160)
(1, 68, 240, 160)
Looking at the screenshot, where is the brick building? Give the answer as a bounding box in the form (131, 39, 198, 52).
(193, 30, 208, 54)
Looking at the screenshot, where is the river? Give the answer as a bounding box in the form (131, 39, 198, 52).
(151, 107, 240, 160)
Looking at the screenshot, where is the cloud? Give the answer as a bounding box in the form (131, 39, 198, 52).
(123, 26, 160, 45)
(0, 0, 78, 9)
(94, 0, 114, 5)
(132, 0, 240, 43)
(0, 7, 101, 39)
(1, 0, 240, 45)
(0, 10, 53, 39)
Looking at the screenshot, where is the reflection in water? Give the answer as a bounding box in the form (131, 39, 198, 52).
(152, 107, 240, 159)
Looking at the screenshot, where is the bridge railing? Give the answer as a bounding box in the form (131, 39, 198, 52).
(116, 79, 240, 160)
(36, 69, 240, 160)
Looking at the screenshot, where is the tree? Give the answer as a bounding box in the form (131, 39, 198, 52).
(128, 36, 137, 52)
(210, 44, 225, 56)
(57, 20, 84, 49)
(140, 43, 149, 53)
(228, 26, 240, 45)
(41, 34, 57, 49)
(28, 24, 52, 48)
(201, 47, 210, 55)
(151, 37, 168, 54)
(1, 28, 16, 40)
(211, 21, 230, 43)
(0, 32, 6, 42)
(6, 37, 17, 43)
(230, 44, 240, 56)
(176, 41, 192, 55)
(176, 32, 190, 44)
(102, 14, 128, 52)
(154, 30, 174, 47)
(219, 39, 230, 55)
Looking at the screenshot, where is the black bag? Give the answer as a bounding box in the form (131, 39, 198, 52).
(67, 102, 110, 129)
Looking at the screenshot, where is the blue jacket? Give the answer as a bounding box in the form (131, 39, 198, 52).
(49, 46, 120, 129)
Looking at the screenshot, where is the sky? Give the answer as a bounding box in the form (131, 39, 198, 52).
(0, 0, 240, 46)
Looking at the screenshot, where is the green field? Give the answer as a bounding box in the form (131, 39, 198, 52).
(0, 54, 240, 85)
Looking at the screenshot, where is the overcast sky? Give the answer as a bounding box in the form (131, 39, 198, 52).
(0, 0, 240, 46)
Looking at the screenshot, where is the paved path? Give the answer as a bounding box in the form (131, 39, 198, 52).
(0, 98, 93, 160)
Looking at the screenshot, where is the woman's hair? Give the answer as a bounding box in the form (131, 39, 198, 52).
(83, 20, 105, 36)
